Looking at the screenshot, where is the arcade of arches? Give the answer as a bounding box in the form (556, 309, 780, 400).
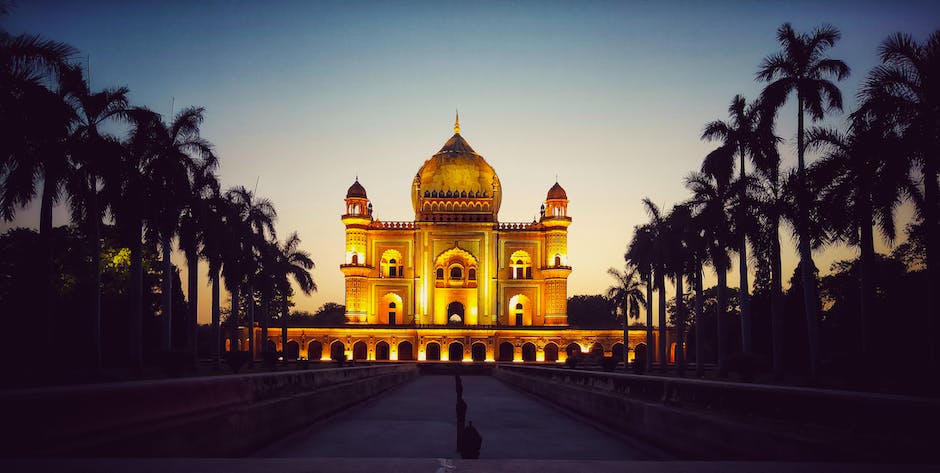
(238, 326, 670, 363)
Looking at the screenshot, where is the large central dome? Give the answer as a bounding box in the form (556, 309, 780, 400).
(411, 121, 502, 222)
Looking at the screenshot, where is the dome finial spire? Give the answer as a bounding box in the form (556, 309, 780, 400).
(454, 109, 460, 134)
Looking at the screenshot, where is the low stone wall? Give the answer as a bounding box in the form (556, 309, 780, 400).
(1, 363, 418, 457)
(495, 364, 940, 462)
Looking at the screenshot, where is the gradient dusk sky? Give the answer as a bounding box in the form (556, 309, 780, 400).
(2, 1, 937, 324)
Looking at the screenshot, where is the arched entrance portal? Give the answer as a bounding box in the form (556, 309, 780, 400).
(330, 341, 345, 361)
(449, 342, 464, 362)
(566, 343, 582, 358)
(376, 341, 390, 360)
(285, 340, 299, 360)
(398, 341, 414, 360)
(471, 343, 486, 361)
(522, 342, 536, 362)
(498, 342, 514, 362)
(544, 343, 559, 362)
(353, 341, 367, 360)
(307, 341, 323, 360)
(426, 342, 441, 361)
(447, 302, 465, 325)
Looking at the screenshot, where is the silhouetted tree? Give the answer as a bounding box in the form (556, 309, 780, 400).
(757, 22, 850, 378)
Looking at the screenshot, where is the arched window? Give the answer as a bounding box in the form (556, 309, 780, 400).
(450, 266, 463, 280)
(468, 268, 476, 280)
(436, 267, 444, 280)
(389, 258, 397, 277)
(509, 251, 532, 279)
(351, 254, 359, 265)
(515, 302, 524, 326)
(388, 301, 397, 325)
(554, 254, 562, 266)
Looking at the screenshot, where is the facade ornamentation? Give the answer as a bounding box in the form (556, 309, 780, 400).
(242, 117, 671, 363)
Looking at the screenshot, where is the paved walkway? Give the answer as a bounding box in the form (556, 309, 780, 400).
(256, 375, 663, 460)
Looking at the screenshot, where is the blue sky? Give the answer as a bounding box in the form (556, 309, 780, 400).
(3, 1, 937, 322)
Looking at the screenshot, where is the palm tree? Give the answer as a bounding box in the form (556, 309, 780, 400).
(686, 145, 735, 375)
(665, 204, 693, 372)
(702, 95, 766, 354)
(61, 67, 128, 372)
(807, 111, 908, 361)
(1, 35, 76, 368)
(110, 107, 161, 372)
(270, 232, 316, 358)
(606, 264, 646, 367)
(178, 160, 219, 362)
(145, 106, 216, 352)
(626, 223, 655, 371)
(757, 22, 849, 378)
(860, 30, 939, 369)
(640, 198, 671, 371)
(750, 139, 787, 378)
(223, 186, 276, 359)
(200, 193, 228, 369)
(684, 209, 709, 377)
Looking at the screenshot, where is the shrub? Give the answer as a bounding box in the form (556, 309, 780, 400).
(727, 352, 764, 382)
(262, 351, 279, 371)
(159, 350, 192, 377)
(224, 351, 251, 373)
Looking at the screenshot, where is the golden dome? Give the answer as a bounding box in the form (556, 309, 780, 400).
(412, 128, 501, 221)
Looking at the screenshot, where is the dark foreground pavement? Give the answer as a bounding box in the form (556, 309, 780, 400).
(256, 374, 661, 459)
(2, 458, 937, 473)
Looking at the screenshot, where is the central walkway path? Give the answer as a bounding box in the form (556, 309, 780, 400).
(256, 375, 663, 460)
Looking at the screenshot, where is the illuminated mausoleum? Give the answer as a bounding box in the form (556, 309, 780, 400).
(246, 117, 668, 363)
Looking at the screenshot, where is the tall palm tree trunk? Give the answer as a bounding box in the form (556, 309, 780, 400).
(87, 186, 102, 374)
(186, 248, 199, 363)
(39, 176, 56, 371)
(211, 269, 221, 370)
(675, 271, 685, 374)
(261, 298, 269, 355)
(738, 147, 753, 355)
(247, 283, 255, 361)
(281, 296, 289, 360)
(925, 159, 938, 372)
(128, 219, 143, 374)
(645, 272, 653, 372)
(796, 96, 821, 379)
(622, 299, 629, 369)
(694, 265, 705, 378)
(657, 270, 667, 371)
(716, 267, 728, 376)
(859, 206, 875, 362)
(230, 287, 240, 353)
(770, 214, 785, 378)
(161, 236, 173, 351)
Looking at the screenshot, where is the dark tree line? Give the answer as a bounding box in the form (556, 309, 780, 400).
(1, 10, 317, 383)
(612, 24, 937, 389)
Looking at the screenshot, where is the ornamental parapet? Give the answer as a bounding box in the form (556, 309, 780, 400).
(540, 266, 572, 278)
(340, 264, 373, 277)
(496, 221, 541, 231)
(370, 220, 416, 230)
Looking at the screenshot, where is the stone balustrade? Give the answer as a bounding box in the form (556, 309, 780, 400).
(1, 363, 418, 457)
(495, 364, 940, 461)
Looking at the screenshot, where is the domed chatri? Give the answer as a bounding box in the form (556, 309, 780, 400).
(346, 179, 367, 199)
(547, 181, 567, 200)
(412, 114, 502, 221)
